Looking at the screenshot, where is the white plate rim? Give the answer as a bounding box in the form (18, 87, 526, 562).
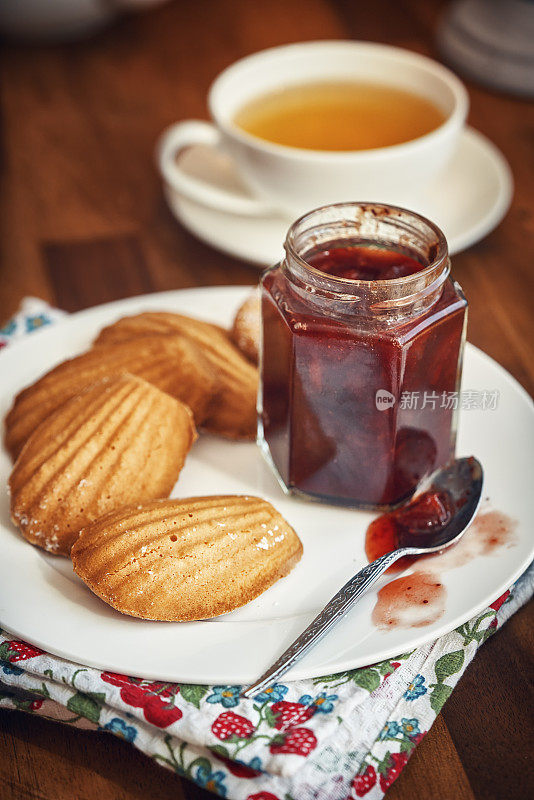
(0, 287, 532, 683)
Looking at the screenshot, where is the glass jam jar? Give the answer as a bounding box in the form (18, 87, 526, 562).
(259, 202, 467, 510)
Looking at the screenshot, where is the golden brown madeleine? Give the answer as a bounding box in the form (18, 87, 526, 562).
(199, 336, 258, 441)
(95, 310, 229, 347)
(95, 311, 259, 440)
(231, 289, 260, 364)
(5, 336, 215, 460)
(71, 495, 303, 620)
(10, 374, 196, 556)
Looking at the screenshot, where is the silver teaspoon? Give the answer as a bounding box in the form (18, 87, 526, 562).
(241, 456, 483, 699)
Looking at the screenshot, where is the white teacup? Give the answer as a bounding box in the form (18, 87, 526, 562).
(157, 41, 469, 218)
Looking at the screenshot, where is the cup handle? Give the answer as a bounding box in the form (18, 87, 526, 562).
(156, 120, 275, 216)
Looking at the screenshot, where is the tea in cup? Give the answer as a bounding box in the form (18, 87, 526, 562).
(157, 41, 468, 217)
(233, 81, 446, 151)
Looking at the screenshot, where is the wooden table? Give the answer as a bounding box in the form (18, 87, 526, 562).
(1, 1, 533, 798)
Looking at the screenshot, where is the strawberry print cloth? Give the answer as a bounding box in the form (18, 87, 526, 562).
(1, 299, 533, 800)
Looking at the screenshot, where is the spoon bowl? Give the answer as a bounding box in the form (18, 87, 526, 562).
(398, 456, 484, 551)
(241, 456, 483, 698)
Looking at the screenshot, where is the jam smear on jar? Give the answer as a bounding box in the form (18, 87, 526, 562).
(260, 204, 467, 509)
(365, 489, 454, 572)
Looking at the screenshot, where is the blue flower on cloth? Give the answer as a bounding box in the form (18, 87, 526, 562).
(245, 756, 262, 772)
(231, 756, 263, 774)
(2, 662, 24, 676)
(403, 674, 427, 701)
(254, 683, 288, 704)
(379, 720, 400, 740)
(25, 315, 51, 333)
(299, 691, 338, 713)
(103, 717, 137, 743)
(0, 319, 16, 336)
(401, 717, 420, 737)
(196, 765, 227, 796)
(206, 685, 241, 708)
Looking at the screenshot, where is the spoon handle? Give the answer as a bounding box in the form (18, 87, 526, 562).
(241, 548, 414, 698)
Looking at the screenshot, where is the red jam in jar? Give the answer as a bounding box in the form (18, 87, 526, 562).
(259, 203, 467, 510)
(306, 244, 424, 281)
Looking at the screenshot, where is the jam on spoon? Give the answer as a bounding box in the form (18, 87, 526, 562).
(366, 489, 455, 572)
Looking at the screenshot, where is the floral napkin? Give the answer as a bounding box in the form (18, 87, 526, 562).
(1, 299, 532, 800)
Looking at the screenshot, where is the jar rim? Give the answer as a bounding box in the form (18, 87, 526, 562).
(284, 201, 449, 291)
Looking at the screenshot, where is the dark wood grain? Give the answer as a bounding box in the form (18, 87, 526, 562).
(0, 0, 532, 798)
(43, 236, 155, 311)
(441, 598, 534, 800)
(0, 710, 197, 800)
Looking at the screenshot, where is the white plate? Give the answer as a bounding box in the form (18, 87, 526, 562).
(0, 287, 532, 684)
(164, 127, 513, 265)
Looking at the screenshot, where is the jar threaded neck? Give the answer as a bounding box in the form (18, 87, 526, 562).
(282, 202, 449, 320)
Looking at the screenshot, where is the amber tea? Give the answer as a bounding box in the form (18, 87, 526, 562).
(233, 81, 446, 151)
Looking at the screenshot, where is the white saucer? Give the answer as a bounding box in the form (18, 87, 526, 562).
(163, 127, 513, 265)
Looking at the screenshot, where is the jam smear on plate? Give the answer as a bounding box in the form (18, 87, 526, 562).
(372, 571, 446, 630)
(367, 503, 517, 630)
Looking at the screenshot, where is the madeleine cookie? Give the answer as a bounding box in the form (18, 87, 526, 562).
(10, 374, 196, 556)
(71, 495, 303, 620)
(94, 310, 229, 347)
(231, 289, 260, 364)
(5, 335, 215, 460)
(95, 311, 259, 440)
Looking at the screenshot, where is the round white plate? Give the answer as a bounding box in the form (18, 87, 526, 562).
(163, 127, 513, 265)
(0, 287, 532, 684)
